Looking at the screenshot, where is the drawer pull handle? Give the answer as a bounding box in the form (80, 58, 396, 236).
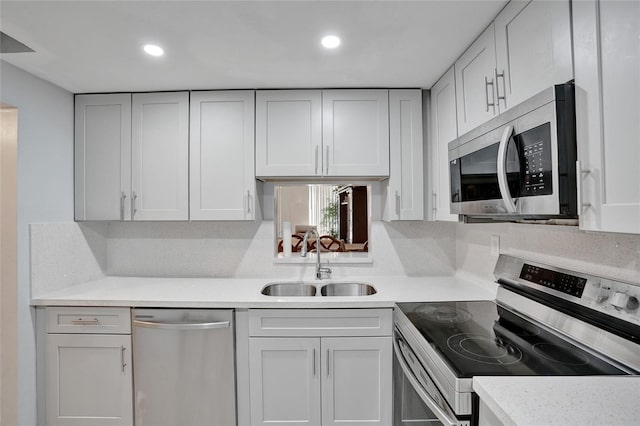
(71, 318, 100, 325)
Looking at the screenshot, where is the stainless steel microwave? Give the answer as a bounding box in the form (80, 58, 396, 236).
(448, 83, 577, 219)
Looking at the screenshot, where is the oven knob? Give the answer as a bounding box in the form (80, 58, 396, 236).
(610, 292, 628, 310)
(626, 296, 639, 311)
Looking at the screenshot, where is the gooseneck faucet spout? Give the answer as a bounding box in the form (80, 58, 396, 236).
(301, 228, 332, 280)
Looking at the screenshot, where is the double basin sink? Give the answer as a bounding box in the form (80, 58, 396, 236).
(262, 282, 376, 297)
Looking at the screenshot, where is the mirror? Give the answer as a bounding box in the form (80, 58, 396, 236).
(274, 184, 371, 259)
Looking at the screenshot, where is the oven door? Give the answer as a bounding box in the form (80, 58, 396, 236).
(393, 329, 470, 426)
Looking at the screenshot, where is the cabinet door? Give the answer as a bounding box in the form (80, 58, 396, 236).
(455, 24, 498, 136)
(190, 90, 255, 220)
(429, 67, 459, 222)
(385, 90, 424, 221)
(574, 0, 640, 234)
(495, 0, 573, 111)
(249, 338, 321, 426)
(74, 94, 131, 221)
(131, 92, 189, 221)
(323, 90, 390, 176)
(46, 334, 132, 426)
(255, 90, 322, 177)
(321, 337, 392, 426)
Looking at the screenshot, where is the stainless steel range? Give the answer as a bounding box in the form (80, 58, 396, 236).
(393, 255, 640, 425)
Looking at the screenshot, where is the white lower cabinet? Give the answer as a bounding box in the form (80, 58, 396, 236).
(249, 336, 391, 426)
(321, 337, 392, 426)
(246, 309, 392, 426)
(249, 338, 321, 426)
(45, 307, 132, 426)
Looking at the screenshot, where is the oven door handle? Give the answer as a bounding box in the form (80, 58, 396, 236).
(496, 125, 518, 213)
(392, 336, 459, 426)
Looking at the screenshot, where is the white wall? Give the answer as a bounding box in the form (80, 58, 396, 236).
(0, 60, 74, 426)
(1, 105, 19, 426)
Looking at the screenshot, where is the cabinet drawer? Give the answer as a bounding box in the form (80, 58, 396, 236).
(248, 309, 392, 337)
(46, 307, 131, 334)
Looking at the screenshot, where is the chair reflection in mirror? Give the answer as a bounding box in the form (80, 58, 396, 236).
(310, 235, 346, 252)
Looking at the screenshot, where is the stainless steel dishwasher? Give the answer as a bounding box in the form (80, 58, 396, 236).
(132, 309, 236, 426)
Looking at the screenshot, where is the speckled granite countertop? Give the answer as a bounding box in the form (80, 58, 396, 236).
(473, 376, 640, 426)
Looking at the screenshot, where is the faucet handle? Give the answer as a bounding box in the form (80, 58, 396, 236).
(317, 266, 332, 280)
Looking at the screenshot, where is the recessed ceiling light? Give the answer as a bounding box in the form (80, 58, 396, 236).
(321, 35, 341, 49)
(143, 44, 164, 57)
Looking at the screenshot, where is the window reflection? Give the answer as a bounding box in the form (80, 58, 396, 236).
(275, 185, 370, 255)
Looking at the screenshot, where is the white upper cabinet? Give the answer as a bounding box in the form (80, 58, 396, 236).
(455, 24, 499, 135)
(573, 0, 640, 234)
(494, 0, 572, 110)
(75, 94, 131, 221)
(385, 89, 424, 221)
(322, 90, 390, 177)
(131, 92, 189, 221)
(455, 0, 573, 136)
(429, 67, 459, 222)
(190, 91, 255, 221)
(255, 90, 322, 177)
(256, 89, 390, 178)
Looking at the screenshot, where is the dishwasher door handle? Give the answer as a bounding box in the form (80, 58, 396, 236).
(133, 319, 230, 331)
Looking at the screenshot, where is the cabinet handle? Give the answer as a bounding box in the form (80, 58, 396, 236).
(576, 160, 591, 213)
(312, 348, 316, 377)
(315, 146, 319, 175)
(121, 346, 127, 373)
(432, 192, 437, 214)
(395, 191, 400, 216)
(247, 190, 252, 214)
(495, 69, 506, 109)
(326, 349, 330, 377)
(71, 318, 99, 325)
(133, 319, 230, 331)
(120, 192, 126, 221)
(485, 76, 496, 114)
(325, 146, 330, 175)
(131, 192, 138, 219)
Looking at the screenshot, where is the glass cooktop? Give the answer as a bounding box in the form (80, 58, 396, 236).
(397, 301, 627, 378)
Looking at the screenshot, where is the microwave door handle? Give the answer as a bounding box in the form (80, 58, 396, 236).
(392, 337, 458, 426)
(497, 125, 518, 213)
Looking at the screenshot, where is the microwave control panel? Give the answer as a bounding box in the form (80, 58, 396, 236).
(519, 122, 553, 196)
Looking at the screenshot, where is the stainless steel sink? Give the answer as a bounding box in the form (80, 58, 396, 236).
(320, 282, 377, 296)
(261, 282, 317, 297)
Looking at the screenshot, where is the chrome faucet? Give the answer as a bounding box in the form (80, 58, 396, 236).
(301, 228, 332, 280)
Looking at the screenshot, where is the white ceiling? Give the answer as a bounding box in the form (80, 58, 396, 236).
(0, 1, 508, 93)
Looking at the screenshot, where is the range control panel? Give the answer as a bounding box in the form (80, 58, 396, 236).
(497, 255, 640, 326)
(520, 263, 587, 298)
